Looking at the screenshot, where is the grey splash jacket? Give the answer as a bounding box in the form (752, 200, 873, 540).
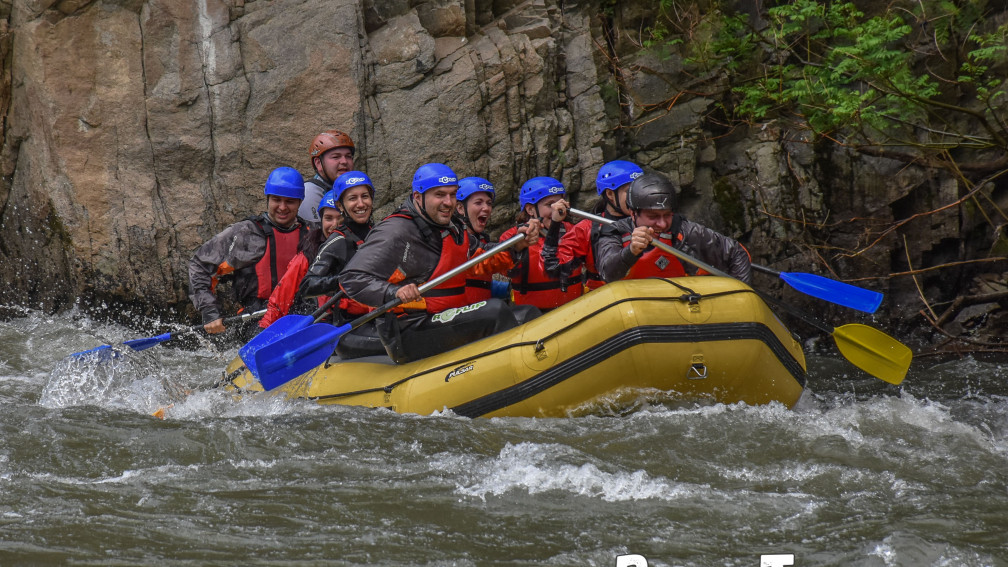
(595, 215, 751, 284)
(188, 213, 307, 324)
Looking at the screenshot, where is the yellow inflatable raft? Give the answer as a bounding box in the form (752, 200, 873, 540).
(221, 277, 807, 416)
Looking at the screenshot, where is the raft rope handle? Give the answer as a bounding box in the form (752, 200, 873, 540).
(306, 279, 759, 401)
(529, 278, 742, 347)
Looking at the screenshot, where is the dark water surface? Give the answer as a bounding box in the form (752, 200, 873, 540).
(1, 307, 1006, 566)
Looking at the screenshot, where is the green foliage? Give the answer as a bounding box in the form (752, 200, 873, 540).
(734, 1, 941, 135)
(959, 25, 1008, 102)
(640, 0, 1008, 153)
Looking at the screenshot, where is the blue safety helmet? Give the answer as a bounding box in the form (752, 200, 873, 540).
(317, 189, 339, 217)
(333, 171, 375, 202)
(412, 163, 458, 193)
(595, 160, 643, 195)
(456, 177, 496, 203)
(519, 176, 565, 208)
(264, 166, 306, 200)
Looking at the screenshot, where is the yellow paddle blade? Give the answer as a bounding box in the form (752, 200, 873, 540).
(832, 324, 913, 385)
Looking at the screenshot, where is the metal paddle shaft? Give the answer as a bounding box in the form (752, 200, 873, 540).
(570, 208, 883, 313)
(567, 207, 912, 385)
(252, 232, 530, 390)
(71, 309, 267, 361)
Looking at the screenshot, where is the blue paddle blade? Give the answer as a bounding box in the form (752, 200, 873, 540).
(238, 314, 314, 376)
(122, 333, 173, 352)
(779, 271, 883, 314)
(254, 322, 351, 391)
(70, 333, 170, 361)
(69, 344, 118, 362)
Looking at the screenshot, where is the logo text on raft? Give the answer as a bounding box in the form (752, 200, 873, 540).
(431, 301, 486, 323)
(445, 364, 474, 382)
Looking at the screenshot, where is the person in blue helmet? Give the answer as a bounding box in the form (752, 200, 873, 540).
(499, 176, 581, 312)
(257, 180, 350, 330)
(340, 163, 541, 364)
(188, 167, 309, 334)
(542, 160, 643, 292)
(297, 171, 385, 358)
(454, 177, 510, 302)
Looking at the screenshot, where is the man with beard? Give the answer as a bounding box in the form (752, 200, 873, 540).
(339, 163, 540, 363)
(595, 172, 751, 283)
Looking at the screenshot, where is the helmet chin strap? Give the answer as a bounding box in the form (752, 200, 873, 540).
(602, 191, 617, 213)
(416, 192, 448, 227)
(459, 202, 475, 231)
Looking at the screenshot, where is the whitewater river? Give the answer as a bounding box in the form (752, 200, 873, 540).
(1, 307, 1006, 566)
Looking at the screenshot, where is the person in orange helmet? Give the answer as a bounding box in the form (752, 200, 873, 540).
(300, 130, 355, 223)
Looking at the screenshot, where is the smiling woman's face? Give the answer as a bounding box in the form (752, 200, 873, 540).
(320, 208, 343, 238)
(340, 186, 373, 225)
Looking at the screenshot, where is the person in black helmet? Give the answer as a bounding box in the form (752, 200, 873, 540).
(595, 172, 751, 283)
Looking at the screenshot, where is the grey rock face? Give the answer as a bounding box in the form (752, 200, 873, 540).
(0, 0, 999, 348)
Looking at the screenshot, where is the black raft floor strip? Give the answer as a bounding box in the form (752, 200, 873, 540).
(449, 322, 806, 418)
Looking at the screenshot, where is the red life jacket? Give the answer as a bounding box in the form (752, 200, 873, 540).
(250, 218, 306, 302)
(583, 220, 606, 290)
(506, 223, 582, 310)
(422, 227, 473, 312)
(258, 252, 309, 329)
(465, 263, 493, 303)
(463, 232, 493, 303)
(621, 231, 688, 279)
(384, 211, 473, 314)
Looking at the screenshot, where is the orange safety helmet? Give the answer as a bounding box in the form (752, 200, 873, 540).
(309, 130, 355, 160)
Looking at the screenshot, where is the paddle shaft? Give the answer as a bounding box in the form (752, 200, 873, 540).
(221, 309, 268, 327)
(755, 292, 832, 334)
(309, 291, 346, 324)
(750, 263, 782, 277)
(71, 308, 269, 359)
(345, 231, 528, 331)
(567, 208, 911, 384)
(148, 309, 267, 339)
(567, 208, 730, 278)
(177, 309, 267, 341)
